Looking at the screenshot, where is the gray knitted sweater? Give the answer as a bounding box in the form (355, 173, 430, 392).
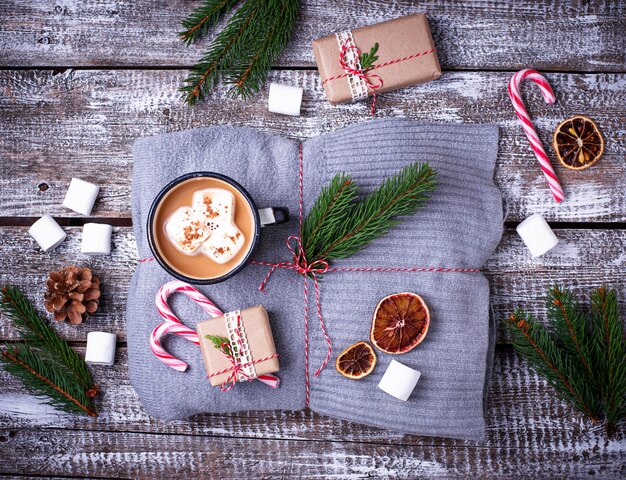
(128, 119, 502, 441)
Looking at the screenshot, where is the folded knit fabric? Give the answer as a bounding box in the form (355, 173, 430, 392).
(128, 118, 502, 441)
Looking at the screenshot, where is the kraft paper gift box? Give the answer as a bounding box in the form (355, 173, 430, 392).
(312, 13, 442, 105)
(197, 305, 279, 386)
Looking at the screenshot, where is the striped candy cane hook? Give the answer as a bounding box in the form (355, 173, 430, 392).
(508, 69, 565, 203)
(150, 281, 223, 372)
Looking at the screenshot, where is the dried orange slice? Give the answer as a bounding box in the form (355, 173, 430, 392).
(553, 115, 604, 170)
(335, 341, 377, 380)
(370, 292, 430, 354)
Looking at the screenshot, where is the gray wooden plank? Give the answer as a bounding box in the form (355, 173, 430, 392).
(0, 0, 624, 72)
(0, 347, 624, 478)
(1, 70, 624, 222)
(0, 226, 624, 342)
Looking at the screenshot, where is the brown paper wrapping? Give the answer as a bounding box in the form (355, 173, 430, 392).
(312, 13, 441, 105)
(197, 305, 279, 386)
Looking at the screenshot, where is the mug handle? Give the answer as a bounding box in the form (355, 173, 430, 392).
(258, 207, 290, 227)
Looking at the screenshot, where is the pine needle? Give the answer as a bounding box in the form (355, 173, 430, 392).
(590, 287, 626, 436)
(303, 163, 437, 261)
(0, 285, 98, 416)
(181, 0, 264, 105)
(504, 286, 626, 435)
(359, 42, 379, 71)
(301, 174, 358, 256)
(227, 0, 300, 98)
(1, 346, 96, 416)
(180, 0, 300, 104)
(504, 311, 601, 422)
(179, 0, 239, 46)
(1, 285, 93, 392)
(547, 287, 595, 379)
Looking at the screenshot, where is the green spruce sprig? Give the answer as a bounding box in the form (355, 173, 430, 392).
(359, 42, 379, 71)
(205, 334, 232, 356)
(547, 287, 595, 381)
(180, 0, 300, 104)
(590, 287, 626, 436)
(0, 285, 98, 416)
(504, 286, 626, 436)
(505, 310, 601, 422)
(302, 163, 437, 262)
(179, 0, 239, 46)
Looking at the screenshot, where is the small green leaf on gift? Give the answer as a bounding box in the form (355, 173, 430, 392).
(360, 42, 379, 71)
(205, 334, 232, 356)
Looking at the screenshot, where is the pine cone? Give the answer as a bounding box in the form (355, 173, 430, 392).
(44, 266, 101, 324)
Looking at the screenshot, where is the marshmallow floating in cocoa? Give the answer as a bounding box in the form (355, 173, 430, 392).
(268, 82, 303, 116)
(516, 213, 559, 257)
(81, 223, 113, 255)
(63, 178, 100, 216)
(192, 188, 235, 230)
(202, 222, 245, 264)
(165, 206, 212, 255)
(28, 215, 67, 252)
(85, 331, 117, 366)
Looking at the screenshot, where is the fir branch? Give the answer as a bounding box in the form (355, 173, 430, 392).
(227, 0, 300, 98)
(301, 174, 358, 255)
(504, 312, 601, 422)
(179, 0, 239, 46)
(0, 285, 94, 394)
(181, 0, 265, 105)
(359, 42, 379, 71)
(1, 346, 96, 416)
(547, 287, 594, 379)
(590, 287, 626, 436)
(0, 285, 98, 416)
(312, 163, 437, 261)
(205, 334, 232, 356)
(181, 0, 300, 104)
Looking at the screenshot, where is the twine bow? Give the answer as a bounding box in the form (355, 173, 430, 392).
(213, 342, 255, 392)
(327, 43, 383, 116)
(207, 340, 280, 392)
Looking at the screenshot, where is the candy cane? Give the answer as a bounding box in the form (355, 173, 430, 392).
(508, 69, 565, 203)
(150, 281, 223, 372)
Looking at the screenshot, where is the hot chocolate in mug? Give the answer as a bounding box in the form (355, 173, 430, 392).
(147, 172, 288, 284)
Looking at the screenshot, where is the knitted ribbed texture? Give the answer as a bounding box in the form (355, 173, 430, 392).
(128, 119, 502, 440)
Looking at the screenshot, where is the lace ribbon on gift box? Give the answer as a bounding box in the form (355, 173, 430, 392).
(149, 281, 279, 391)
(335, 31, 370, 102)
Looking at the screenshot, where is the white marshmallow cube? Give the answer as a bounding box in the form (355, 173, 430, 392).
(378, 360, 422, 401)
(192, 188, 235, 230)
(268, 82, 303, 116)
(85, 332, 117, 366)
(63, 178, 100, 216)
(28, 215, 67, 252)
(81, 223, 113, 255)
(165, 207, 212, 255)
(201, 222, 245, 264)
(516, 213, 559, 257)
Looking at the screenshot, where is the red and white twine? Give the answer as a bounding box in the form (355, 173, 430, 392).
(507, 69, 565, 203)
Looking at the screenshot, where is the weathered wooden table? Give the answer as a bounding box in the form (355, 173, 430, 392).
(1, 1, 624, 478)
